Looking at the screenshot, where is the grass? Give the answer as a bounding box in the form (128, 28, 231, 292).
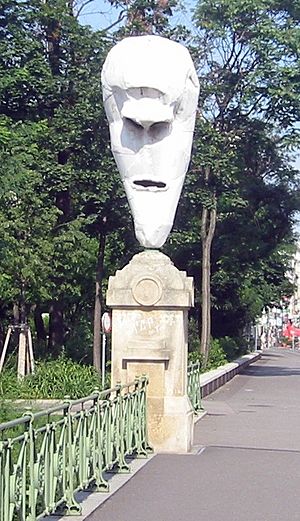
(0, 402, 25, 424)
(0, 355, 106, 401)
(0, 355, 110, 424)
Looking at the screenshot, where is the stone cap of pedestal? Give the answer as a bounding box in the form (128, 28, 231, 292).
(107, 250, 194, 308)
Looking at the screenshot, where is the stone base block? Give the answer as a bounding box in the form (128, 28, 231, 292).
(148, 395, 194, 453)
(107, 251, 195, 454)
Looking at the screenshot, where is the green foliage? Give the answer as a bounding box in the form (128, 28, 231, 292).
(0, 366, 21, 400)
(194, 0, 300, 127)
(108, 0, 185, 38)
(216, 336, 248, 360)
(188, 337, 228, 370)
(188, 317, 200, 353)
(168, 0, 300, 349)
(188, 350, 204, 364)
(205, 339, 228, 370)
(189, 337, 244, 370)
(0, 356, 105, 400)
(64, 312, 94, 363)
(0, 119, 58, 304)
(188, 314, 229, 368)
(0, 402, 24, 424)
(24, 357, 103, 398)
(0, 0, 137, 355)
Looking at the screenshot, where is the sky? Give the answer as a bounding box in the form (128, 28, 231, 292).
(77, 0, 122, 30)
(294, 153, 300, 171)
(77, 0, 194, 32)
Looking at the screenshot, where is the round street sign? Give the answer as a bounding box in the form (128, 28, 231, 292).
(101, 312, 112, 334)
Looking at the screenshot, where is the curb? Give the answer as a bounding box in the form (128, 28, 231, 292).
(200, 351, 262, 398)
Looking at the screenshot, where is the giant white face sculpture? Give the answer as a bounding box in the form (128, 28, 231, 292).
(101, 35, 199, 249)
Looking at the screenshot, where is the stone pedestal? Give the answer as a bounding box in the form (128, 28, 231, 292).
(106, 250, 194, 453)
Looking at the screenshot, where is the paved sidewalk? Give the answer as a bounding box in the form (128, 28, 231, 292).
(86, 350, 300, 521)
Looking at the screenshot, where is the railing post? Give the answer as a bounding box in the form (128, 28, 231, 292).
(64, 397, 81, 516)
(187, 362, 202, 413)
(115, 382, 130, 473)
(134, 377, 148, 458)
(26, 410, 37, 521)
(140, 375, 153, 454)
(0, 441, 3, 521)
(94, 389, 109, 492)
(0, 440, 11, 521)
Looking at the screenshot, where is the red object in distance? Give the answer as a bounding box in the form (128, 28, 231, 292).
(282, 321, 300, 338)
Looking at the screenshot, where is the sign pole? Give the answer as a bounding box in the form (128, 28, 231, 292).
(101, 312, 112, 390)
(101, 333, 106, 389)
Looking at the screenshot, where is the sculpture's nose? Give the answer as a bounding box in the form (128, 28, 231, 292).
(121, 99, 173, 131)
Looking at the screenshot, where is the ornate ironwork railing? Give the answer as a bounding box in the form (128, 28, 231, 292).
(0, 376, 150, 521)
(187, 361, 202, 412)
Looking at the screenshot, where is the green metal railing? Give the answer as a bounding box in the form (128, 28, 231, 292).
(0, 376, 150, 521)
(187, 361, 202, 412)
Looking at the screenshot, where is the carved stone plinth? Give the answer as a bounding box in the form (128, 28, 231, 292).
(106, 250, 194, 453)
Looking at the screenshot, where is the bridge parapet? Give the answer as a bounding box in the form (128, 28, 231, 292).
(200, 352, 262, 397)
(0, 377, 150, 521)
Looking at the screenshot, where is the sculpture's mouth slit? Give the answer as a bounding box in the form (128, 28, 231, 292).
(133, 180, 166, 189)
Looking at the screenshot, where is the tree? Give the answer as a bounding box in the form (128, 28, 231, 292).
(210, 116, 299, 337)
(0, 0, 136, 367)
(0, 120, 58, 318)
(190, 0, 300, 359)
(168, 115, 299, 352)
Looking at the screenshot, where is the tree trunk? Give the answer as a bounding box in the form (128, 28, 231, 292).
(13, 303, 20, 325)
(93, 232, 106, 373)
(44, 7, 62, 77)
(48, 301, 64, 355)
(200, 168, 217, 363)
(34, 306, 47, 341)
(0, 317, 4, 349)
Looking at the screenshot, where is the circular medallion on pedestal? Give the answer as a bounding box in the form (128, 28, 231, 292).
(132, 277, 162, 306)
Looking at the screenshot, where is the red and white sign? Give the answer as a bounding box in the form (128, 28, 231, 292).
(101, 312, 112, 334)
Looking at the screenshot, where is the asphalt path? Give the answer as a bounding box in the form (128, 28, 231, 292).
(87, 350, 300, 521)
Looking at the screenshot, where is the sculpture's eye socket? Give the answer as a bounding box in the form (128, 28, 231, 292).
(149, 121, 169, 133)
(124, 117, 143, 130)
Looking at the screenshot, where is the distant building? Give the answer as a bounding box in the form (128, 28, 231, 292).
(257, 242, 300, 348)
(287, 241, 300, 321)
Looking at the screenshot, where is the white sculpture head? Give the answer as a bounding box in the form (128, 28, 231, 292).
(101, 35, 199, 248)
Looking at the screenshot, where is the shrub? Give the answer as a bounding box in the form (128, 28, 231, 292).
(188, 351, 204, 365)
(188, 316, 247, 368)
(0, 355, 106, 400)
(24, 356, 102, 399)
(217, 336, 248, 360)
(188, 317, 200, 354)
(188, 339, 227, 371)
(205, 339, 228, 370)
